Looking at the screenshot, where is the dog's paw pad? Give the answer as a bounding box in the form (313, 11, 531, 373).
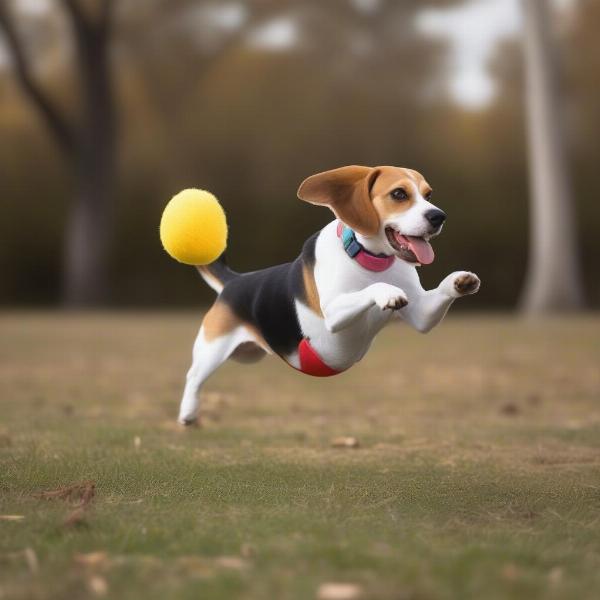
(372, 283, 408, 311)
(385, 296, 408, 310)
(454, 273, 480, 295)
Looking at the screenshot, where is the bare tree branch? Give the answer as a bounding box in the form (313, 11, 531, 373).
(99, 0, 114, 31)
(61, 0, 113, 36)
(61, 0, 95, 52)
(61, 0, 88, 28)
(0, 1, 75, 155)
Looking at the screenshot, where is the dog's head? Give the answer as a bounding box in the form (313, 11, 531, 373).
(297, 165, 446, 265)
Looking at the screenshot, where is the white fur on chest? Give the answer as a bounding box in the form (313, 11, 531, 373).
(294, 221, 417, 371)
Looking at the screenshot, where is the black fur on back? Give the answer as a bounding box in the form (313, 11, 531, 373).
(219, 232, 319, 357)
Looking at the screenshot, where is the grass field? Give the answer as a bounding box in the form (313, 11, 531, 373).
(1, 312, 600, 600)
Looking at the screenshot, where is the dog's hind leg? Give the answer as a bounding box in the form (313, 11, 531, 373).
(178, 325, 254, 425)
(178, 301, 258, 425)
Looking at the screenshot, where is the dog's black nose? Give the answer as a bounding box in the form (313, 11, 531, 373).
(425, 209, 446, 229)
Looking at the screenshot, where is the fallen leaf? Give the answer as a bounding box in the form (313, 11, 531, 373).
(548, 566, 563, 585)
(331, 437, 360, 449)
(317, 583, 362, 600)
(88, 575, 108, 596)
(24, 547, 39, 574)
(500, 403, 519, 416)
(64, 507, 87, 528)
(215, 556, 249, 570)
(35, 480, 96, 507)
(501, 563, 520, 581)
(74, 552, 109, 568)
(177, 556, 214, 578)
(79, 482, 96, 508)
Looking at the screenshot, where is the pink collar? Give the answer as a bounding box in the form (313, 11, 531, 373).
(336, 222, 395, 272)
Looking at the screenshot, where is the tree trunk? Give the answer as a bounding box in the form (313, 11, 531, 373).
(63, 14, 116, 307)
(0, 1, 117, 307)
(63, 156, 115, 306)
(520, 0, 585, 313)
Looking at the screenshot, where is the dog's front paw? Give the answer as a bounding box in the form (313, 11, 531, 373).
(453, 272, 480, 296)
(371, 283, 408, 311)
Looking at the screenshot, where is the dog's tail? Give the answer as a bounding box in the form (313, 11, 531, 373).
(196, 254, 239, 294)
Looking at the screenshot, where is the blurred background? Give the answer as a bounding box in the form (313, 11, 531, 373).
(2, 6, 600, 596)
(0, 0, 598, 311)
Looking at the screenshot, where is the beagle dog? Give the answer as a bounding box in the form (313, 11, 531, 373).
(178, 165, 480, 425)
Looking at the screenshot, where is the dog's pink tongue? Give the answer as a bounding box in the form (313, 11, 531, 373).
(406, 236, 434, 265)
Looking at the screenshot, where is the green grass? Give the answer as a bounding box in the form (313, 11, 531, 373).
(1, 312, 600, 600)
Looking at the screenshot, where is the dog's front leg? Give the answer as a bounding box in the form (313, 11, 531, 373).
(401, 271, 480, 333)
(323, 283, 408, 333)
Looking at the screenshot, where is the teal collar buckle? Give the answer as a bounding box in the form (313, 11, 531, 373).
(336, 221, 396, 272)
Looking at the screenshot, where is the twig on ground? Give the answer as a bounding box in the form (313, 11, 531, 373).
(34, 480, 96, 528)
(35, 480, 96, 507)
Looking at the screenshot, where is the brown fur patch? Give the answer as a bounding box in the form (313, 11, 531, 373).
(202, 301, 240, 341)
(371, 166, 431, 222)
(297, 166, 380, 236)
(297, 165, 432, 237)
(203, 300, 272, 352)
(302, 263, 323, 316)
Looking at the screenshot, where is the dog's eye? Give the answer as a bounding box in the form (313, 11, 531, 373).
(424, 190, 433, 201)
(390, 188, 408, 201)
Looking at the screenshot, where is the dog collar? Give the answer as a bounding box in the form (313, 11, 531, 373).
(336, 222, 395, 272)
(297, 338, 343, 377)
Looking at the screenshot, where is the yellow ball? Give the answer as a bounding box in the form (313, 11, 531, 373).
(160, 189, 227, 265)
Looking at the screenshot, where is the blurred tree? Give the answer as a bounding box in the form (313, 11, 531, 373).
(112, 0, 458, 297)
(566, 0, 600, 305)
(5, 0, 597, 309)
(520, 0, 585, 312)
(4, 0, 448, 305)
(0, 0, 116, 306)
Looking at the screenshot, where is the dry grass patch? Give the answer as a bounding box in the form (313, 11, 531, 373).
(1, 312, 599, 600)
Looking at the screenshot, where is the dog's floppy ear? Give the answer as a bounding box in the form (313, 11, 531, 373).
(297, 166, 380, 236)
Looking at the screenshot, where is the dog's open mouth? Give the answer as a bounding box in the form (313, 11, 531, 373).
(385, 227, 435, 265)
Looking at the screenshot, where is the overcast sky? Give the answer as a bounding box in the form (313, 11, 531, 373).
(3, 0, 575, 109)
(418, 0, 574, 108)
